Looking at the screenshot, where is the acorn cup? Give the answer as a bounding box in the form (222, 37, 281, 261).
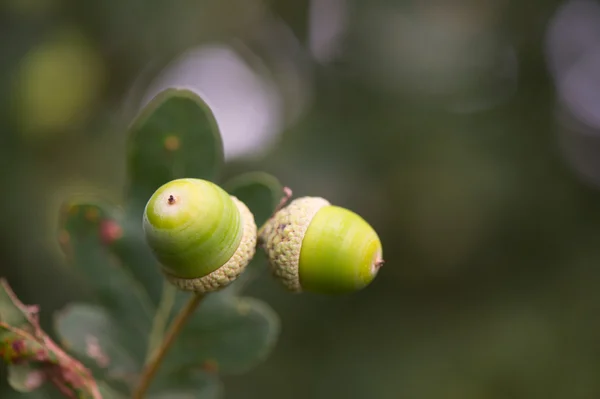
(143, 178, 257, 293)
(259, 197, 384, 295)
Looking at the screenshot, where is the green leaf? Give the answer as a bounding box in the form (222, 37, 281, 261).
(98, 382, 130, 399)
(57, 201, 154, 361)
(219, 250, 269, 297)
(125, 88, 224, 213)
(222, 171, 283, 292)
(223, 171, 283, 227)
(7, 364, 44, 392)
(54, 303, 140, 384)
(2, 386, 62, 398)
(0, 280, 36, 332)
(149, 371, 222, 399)
(162, 294, 280, 375)
(109, 213, 164, 305)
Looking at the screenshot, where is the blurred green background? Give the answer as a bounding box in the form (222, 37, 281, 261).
(3, 0, 600, 398)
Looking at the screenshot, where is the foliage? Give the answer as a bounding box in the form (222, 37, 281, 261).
(0, 88, 283, 397)
(6, 1, 600, 398)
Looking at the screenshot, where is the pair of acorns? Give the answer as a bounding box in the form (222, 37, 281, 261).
(143, 178, 384, 295)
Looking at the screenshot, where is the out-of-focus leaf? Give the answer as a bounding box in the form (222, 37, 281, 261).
(57, 201, 154, 356)
(162, 294, 280, 375)
(125, 88, 224, 213)
(149, 371, 222, 399)
(108, 214, 164, 306)
(2, 385, 62, 398)
(0, 279, 101, 398)
(223, 171, 284, 227)
(7, 364, 45, 392)
(54, 303, 139, 386)
(222, 172, 284, 292)
(97, 382, 129, 399)
(0, 280, 32, 330)
(219, 250, 270, 297)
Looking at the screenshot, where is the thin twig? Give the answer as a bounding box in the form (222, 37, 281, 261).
(145, 282, 177, 363)
(132, 292, 205, 399)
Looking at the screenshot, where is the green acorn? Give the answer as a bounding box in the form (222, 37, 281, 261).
(143, 178, 257, 293)
(259, 197, 384, 294)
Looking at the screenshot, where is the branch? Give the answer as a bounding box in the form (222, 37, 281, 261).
(0, 279, 101, 399)
(132, 292, 204, 399)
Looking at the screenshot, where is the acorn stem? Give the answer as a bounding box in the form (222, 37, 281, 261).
(274, 187, 293, 214)
(133, 292, 205, 399)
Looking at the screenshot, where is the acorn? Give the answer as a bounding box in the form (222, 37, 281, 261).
(143, 178, 257, 293)
(259, 197, 384, 294)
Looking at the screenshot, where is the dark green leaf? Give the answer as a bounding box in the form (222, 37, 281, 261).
(0, 280, 32, 332)
(54, 303, 140, 385)
(57, 200, 153, 357)
(223, 171, 284, 227)
(7, 364, 44, 392)
(125, 88, 224, 214)
(149, 371, 222, 399)
(2, 386, 62, 398)
(219, 250, 269, 296)
(110, 213, 164, 305)
(220, 172, 284, 292)
(162, 294, 280, 375)
(98, 383, 130, 399)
